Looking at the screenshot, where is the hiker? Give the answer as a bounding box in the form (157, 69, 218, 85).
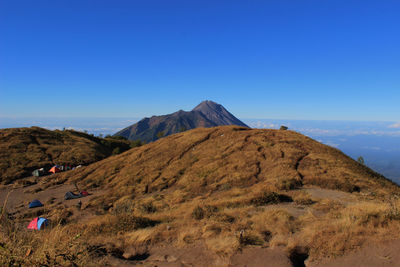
(64, 191, 81, 200)
(64, 184, 90, 200)
(76, 200, 82, 209)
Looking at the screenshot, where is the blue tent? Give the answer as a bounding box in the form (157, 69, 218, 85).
(29, 199, 43, 208)
(37, 217, 48, 230)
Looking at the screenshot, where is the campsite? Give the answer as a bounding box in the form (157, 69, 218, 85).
(0, 177, 94, 229)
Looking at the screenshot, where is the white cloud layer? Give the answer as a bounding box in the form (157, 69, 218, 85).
(247, 122, 278, 129)
(389, 122, 400, 129)
(247, 120, 400, 137)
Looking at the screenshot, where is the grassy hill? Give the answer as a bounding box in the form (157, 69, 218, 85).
(70, 126, 395, 199)
(1, 126, 400, 266)
(0, 126, 138, 184)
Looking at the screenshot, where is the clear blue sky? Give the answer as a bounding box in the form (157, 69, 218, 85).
(1, 0, 399, 121)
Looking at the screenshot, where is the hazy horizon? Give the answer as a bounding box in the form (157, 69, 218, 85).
(1, 115, 400, 135)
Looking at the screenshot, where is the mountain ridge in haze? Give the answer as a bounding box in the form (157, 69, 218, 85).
(115, 100, 248, 142)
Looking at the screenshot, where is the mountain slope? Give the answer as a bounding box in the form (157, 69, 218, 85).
(74, 126, 395, 197)
(0, 126, 133, 183)
(2, 126, 400, 266)
(114, 100, 248, 142)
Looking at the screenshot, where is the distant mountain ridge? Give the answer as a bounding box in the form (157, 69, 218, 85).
(114, 100, 249, 142)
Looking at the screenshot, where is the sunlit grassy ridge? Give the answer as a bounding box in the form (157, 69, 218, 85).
(67, 125, 395, 197)
(1, 126, 399, 266)
(0, 126, 134, 184)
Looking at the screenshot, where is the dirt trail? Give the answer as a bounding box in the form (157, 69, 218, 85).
(229, 247, 292, 267)
(304, 188, 356, 203)
(308, 239, 400, 267)
(106, 243, 292, 267)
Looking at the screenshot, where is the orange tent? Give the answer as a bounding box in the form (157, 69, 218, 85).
(49, 166, 60, 173)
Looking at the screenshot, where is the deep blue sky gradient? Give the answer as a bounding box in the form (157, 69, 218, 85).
(1, 0, 399, 120)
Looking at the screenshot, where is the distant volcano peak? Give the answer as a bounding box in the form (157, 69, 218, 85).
(192, 100, 246, 128)
(193, 100, 219, 108)
(114, 101, 249, 142)
(193, 100, 223, 113)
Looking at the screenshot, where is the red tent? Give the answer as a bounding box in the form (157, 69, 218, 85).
(49, 166, 60, 173)
(27, 217, 39, 229)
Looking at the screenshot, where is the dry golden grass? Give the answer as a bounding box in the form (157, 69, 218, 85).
(2, 126, 400, 265)
(291, 190, 317, 205)
(0, 126, 133, 184)
(294, 200, 400, 260)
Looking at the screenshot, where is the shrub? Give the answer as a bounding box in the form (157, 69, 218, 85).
(106, 135, 127, 141)
(191, 205, 220, 220)
(192, 206, 205, 220)
(386, 196, 400, 220)
(295, 198, 315, 205)
(112, 200, 135, 215)
(156, 131, 165, 139)
(261, 230, 272, 242)
(357, 156, 365, 165)
(130, 140, 143, 148)
(139, 202, 157, 214)
(250, 192, 293, 206)
(204, 205, 219, 214)
(306, 177, 360, 193)
(239, 233, 264, 246)
(116, 215, 159, 232)
(217, 213, 235, 223)
(112, 147, 121, 155)
(277, 178, 302, 190)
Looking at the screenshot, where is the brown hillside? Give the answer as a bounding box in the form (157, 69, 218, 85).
(0, 127, 134, 184)
(69, 125, 395, 197)
(1, 126, 400, 266)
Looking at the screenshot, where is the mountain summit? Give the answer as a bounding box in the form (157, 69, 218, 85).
(114, 101, 248, 142)
(192, 100, 248, 127)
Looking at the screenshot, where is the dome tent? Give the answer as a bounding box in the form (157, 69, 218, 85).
(28, 199, 43, 208)
(32, 168, 45, 177)
(49, 166, 60, 174)
(27, 217, 48, 230)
